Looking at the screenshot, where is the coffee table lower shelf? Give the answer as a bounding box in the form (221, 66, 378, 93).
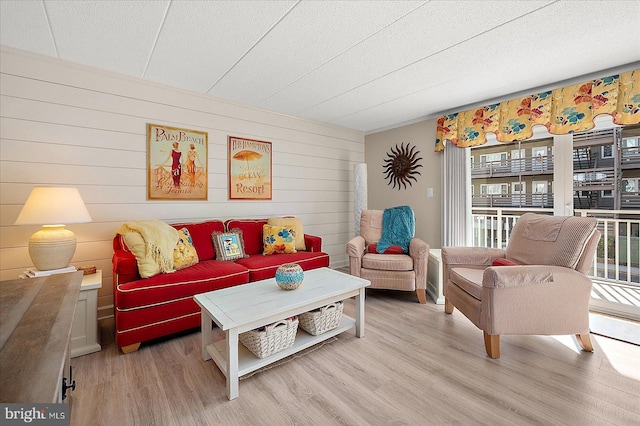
(206, 316, 355, 377)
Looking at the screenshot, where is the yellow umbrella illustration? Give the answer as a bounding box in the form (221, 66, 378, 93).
(233, 150, 262, 169)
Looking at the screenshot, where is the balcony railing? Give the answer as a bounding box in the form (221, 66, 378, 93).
(575, 209, 640, 283)
(471, 155, 554, 177)
(473, 194, 553, 208)
(471, 207, 553, 250)
(621, 192, 640, 208)
(620, 146, 640, 168)
(572, 167, 616, 190)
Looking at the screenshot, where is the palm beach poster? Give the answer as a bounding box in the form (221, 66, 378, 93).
(228, 136, 272, 200)
(147, 123, 208, 200)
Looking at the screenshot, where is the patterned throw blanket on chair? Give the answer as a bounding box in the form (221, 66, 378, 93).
(377, 206, 415, 254)
(117, 220, 178, 277)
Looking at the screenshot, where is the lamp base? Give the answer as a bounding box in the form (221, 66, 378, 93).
(28, 225, 76, 271)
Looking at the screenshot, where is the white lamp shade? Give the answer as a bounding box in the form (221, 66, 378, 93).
(15, 187, 92, 225)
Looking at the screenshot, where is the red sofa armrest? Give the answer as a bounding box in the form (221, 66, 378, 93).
(304, 234, 322, 252)
(112, 235, 140, 285)
(112, 249, 140, 284)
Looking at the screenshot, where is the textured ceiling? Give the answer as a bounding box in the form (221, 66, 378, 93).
(1, 0, 639, 133)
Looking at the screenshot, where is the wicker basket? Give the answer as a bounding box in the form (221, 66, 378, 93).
(239, 317, 298, 359)
(298, 302, 344, 336)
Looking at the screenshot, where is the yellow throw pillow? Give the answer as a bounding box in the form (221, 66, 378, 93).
(173, 228, 199, 270)
(267, 217, 305, 251)
(263, 224, 297, 255)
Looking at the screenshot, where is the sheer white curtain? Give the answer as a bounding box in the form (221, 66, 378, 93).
(442, 141, 472, 247)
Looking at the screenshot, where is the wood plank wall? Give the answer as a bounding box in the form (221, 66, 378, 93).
(0, 47, 364, 318)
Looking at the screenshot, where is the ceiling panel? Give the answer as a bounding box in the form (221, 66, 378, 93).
(208, 1, 424, 104)
(0, 1, 56, 57)
(45, 0, 170, 77)
(1, 0, 638, 134)
(145, 1, 296, 93)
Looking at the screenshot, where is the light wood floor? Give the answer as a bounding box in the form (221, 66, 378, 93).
(69, 289, 640, 426)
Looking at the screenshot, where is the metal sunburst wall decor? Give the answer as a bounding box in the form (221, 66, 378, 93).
(382, 142, 423, 190)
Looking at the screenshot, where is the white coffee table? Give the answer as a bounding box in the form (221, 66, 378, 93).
(194, 267, 370, 400)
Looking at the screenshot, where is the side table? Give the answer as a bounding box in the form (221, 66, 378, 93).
(71, 270, 102, 358)
(427, 249, 444, 304)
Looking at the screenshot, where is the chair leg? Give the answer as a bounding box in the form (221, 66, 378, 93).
(444, 298, 454, 314)
(484, 331, 500, 359)
(416, 289, 427, 304)
(576, 333, 594, 352)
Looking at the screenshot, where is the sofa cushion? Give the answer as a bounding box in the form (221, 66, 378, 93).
(171, 220, 224, 261)
(362, 253, 413, 271)
(234, 252, 330, 282)
(212, 230, 246, 261)
(263, 224, 297, 255)
(267, 217, 306, 251)
(173, 228, 199, 270)
(115, 259, 249, 310)
(450, 267, 484, 300)
(225, 219, 267, 255)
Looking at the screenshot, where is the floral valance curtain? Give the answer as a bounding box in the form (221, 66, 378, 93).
(434, 69, 640, 152)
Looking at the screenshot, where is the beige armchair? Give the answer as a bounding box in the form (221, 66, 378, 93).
(346, 210, 429, 303)
(442, 213, 600, 358)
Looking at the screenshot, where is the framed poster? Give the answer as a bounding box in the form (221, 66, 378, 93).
(147, 123, 208, 200)
(228, 136, 272, 200)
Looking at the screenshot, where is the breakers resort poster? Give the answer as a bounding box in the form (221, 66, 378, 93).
(228, 136, 272, 200)
(147, 123, 208, 200)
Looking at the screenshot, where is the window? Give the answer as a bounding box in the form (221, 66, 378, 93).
(532, 181, 547, 193)
(622, 137, 638, 148)
(512, 182, 525, 192)
(511, 149, 525, 172)
(532, 180, 548, 206)
(511, 182, 525, 206)
(623, 178, 639, 193)
(601, 145, 614, 159)
(531, 146, 548, 171)
(601, 189, 614, 198)
(480, 183, 508, 195)
(622, 137, 639, 157)
(479, 153, 507, 164)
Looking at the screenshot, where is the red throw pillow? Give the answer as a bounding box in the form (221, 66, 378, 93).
(492, 258, 519, 266)
(367, 243, 404, 254)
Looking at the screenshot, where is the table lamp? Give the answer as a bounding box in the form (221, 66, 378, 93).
(14, 187, 92, 271)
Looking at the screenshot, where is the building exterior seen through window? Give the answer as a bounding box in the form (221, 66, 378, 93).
(470, 125, 640, 211)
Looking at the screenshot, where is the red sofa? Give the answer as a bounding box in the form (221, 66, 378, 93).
(112, 218, 330, 353)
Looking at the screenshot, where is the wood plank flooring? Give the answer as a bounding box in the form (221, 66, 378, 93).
(69, 289, 640, 425)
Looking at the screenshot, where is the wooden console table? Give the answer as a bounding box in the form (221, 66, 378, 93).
(0, 271, 83, 403)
